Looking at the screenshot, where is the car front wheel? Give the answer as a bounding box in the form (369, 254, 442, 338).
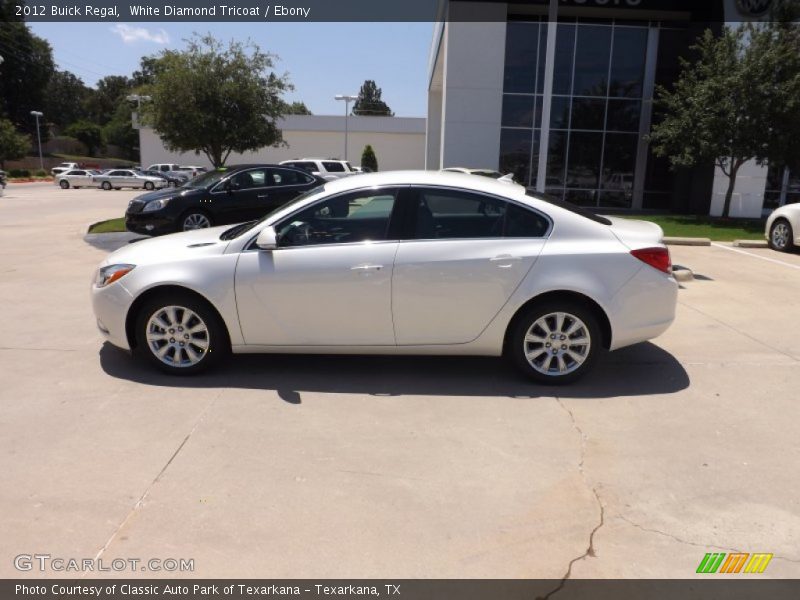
(101, 181, 111, 190)
(508, 301, 603, 385)
(135, 293, 229, 375)
(181, 211, 212, 231)
(59, 180, 69, 189)
(144, 181, 155, 190)
(769, 219, 794, 252)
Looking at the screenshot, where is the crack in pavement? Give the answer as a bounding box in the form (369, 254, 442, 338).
(85, 390, 223, 574)
(538, 398, 606, 600)
(617, 515, 800, 564)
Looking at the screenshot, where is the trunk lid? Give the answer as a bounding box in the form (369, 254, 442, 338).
(605, 216, 665, 249)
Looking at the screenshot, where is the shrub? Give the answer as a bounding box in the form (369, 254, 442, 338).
(361, 144, 378, 172)
(8, 168, 30, 178)
(34, 169, 47, 177)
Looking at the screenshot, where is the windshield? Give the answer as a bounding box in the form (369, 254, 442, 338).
(219, 184, 327, 241)
(185, 169, 229, 189)
(526, 189, 612, 226)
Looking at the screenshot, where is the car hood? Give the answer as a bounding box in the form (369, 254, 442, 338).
(133, 186, 203, 203)
(102, 226, 230, 267)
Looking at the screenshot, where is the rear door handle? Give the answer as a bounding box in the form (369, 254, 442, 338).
(351, 264, 383, 271)
(258, 194, 270, 199)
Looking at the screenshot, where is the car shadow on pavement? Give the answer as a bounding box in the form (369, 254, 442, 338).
(99, 342, 689, 402)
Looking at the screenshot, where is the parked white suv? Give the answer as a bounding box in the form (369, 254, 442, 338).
(51, 162, 80, 176)
(279, 159, 356, 181)
(146, 163, 182, 173)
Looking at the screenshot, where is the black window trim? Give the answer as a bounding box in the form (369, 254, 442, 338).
(244, 185, 407, 251)
(400, 185, 553, 242)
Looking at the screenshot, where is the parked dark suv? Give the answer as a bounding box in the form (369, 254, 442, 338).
(125, 164, 322, 235)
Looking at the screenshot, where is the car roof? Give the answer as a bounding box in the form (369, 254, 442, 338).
(317, 169, 528, 198)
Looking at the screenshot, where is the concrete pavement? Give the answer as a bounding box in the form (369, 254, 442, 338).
(0, 183, 798, 580)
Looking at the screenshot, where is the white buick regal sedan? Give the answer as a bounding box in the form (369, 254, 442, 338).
(92, 171, 678, 384)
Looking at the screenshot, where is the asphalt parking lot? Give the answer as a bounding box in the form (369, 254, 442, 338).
(1, 182, 798, 579)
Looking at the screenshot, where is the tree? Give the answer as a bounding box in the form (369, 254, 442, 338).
(102, 99, 139, 160)
(281, 101, 312, 115)
(0, 118, 31, 169)
(0, 17, 55, 137)
(44, 70, 91, 129)
(144, 35, 290, 167)
(352, 80, 393, 116)
(650, 18, 800, 218)
(86, 75, 133, 126)
(64, 120, 103, 156)
(361, 144, 378, 171)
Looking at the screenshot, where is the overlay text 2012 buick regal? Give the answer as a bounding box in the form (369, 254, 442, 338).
(92, 171, 678, 384)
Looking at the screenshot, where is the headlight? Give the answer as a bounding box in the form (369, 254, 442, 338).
(142, 198, 171, 212)
(95, 264, 135, 288)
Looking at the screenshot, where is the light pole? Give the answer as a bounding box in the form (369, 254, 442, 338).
(126, 94, 152, 129)
(30, 111, 44, 171)
(334, 94, 358, 161)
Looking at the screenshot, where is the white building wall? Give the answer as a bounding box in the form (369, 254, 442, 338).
(710, 161, 770, 218)
(139, 115, 426, 171)
(438, 2, 507, 170)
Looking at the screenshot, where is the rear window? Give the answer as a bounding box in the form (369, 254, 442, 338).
(527, 190, 612, 226)
(322, 161, 346, 173)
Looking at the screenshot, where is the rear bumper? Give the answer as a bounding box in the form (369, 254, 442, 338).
(607, 266, 678, 351)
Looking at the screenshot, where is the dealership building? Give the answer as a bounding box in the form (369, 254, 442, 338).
(427, 0, 797, 217)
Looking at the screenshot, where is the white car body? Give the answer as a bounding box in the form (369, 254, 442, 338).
(93, 169, 167, 191)
(55, 169, 102, 189)
(279, 159, 356, 181)
(51, 162, 80, 176)
(765, 203, 800, 252)
(92, 171, 678, 382)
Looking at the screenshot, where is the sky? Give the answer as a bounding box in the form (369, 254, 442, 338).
(29, 22, 435, 117)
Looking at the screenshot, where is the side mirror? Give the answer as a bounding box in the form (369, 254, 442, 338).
(255, 226, 278, 250)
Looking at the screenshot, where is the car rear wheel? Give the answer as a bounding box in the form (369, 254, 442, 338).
(59, 180, 69, 189)
(144, 181, 155, 190)
(508, 301, 603, 385)
(101, 181, 111, 190)
(135, 293, 229, 375)
(181, 211, 212, 231)
(769, 219, 794, 252)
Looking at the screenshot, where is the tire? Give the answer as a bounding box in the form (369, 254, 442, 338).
(134, 292, 229, 375)
(101, 181, 112, 191)
(59, 180, 69, 189)
(180, 211, 213, 232)
(769, 219, 794, 252)
(144, 181, 154, 191)
(508, 300, 604, 385)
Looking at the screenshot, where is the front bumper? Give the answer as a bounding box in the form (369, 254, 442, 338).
(91, 280, 135, 351)
(125, 212, 175, 236)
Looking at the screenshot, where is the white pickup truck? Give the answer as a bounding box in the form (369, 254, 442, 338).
(50, 162, 80, 176)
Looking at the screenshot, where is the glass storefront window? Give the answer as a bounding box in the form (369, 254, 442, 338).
(609, 27, 648, 97)
(499, 128, 534, 185)
(502, 95, 535, 128)
(573, 26, 612, 97)
(504, 21, 541, 94)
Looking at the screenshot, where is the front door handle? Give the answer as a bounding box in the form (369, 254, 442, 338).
(258, 194, 270, 199)
(490, 255, 522, 262)
(351, 264, 383, 271)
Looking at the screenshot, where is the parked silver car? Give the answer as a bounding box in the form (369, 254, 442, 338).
(55, 169, 103, 189)
(93, 169, 167, 191)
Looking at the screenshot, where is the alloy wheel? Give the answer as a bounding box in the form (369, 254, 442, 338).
(183, 213, 211, 230)
(771, 222, 790, 250)
(523, 312, 591, 376)
(145, 305, 210, 368)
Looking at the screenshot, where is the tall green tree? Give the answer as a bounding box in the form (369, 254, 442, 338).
(143, 35, 290, 167)
(0, 13, 55, 137)
(650, 18, 800, 218)
(352, 80, 393, 116)
(44, 70, 91, 129)
(361, 144, 378, 171)
(64, 120, 103, 156)
(86, 75, 132, 126)
(102, 99, 140, 160)
(0, 118, 30, 168)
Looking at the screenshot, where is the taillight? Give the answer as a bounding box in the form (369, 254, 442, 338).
(631, 247, 672, 274)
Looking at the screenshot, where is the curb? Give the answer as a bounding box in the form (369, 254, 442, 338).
(663, 237, 711, 247)
(733, 239, 768, 248)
